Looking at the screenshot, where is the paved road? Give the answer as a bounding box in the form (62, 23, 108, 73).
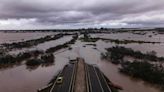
(50, 62, 112, 92)
(51, 64, 75, 92)
(87, 65, 103, 92)
(95, 67, 112, 92)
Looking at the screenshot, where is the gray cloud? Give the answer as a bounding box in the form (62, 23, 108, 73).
(0, 0, 164, 29)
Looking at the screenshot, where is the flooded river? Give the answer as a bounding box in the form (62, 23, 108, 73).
(0, 32, 163, 92)
(0, 32, 56, 44)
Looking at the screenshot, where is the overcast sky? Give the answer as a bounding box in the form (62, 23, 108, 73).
(0, 0, 164, 29)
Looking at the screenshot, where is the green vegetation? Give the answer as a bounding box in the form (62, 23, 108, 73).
(0, 54, 16, 64)
(102, 46, 164, 64)
(46, 34, 78, 53)
(2, 33, 67, 50)
(0, 50, 43, 65)
(131, 31, 147, 35)
(26, 53, 54, 66)
(0, 50, 55, 69)
(0, 50, 44, 69)
(41, 54, 54, 63)
(79, 33, 99, 42)
(0, 34, 78, 69)
(99, 38, 160, 44)
(26, 59, 42, 66)
(79, 33, 160, 44)
(0, 48, 5, 55)
(120, 60, 164, 87)
(85, 43, 96, 46)
(102, 46, 164, 88)
(68, 47, 72, 50)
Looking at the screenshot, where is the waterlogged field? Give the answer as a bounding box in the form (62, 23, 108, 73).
(0, 31, 164, 92)
(0, 32, 56, 44)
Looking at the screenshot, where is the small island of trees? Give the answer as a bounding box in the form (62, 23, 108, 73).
(101, 46, 164, 88)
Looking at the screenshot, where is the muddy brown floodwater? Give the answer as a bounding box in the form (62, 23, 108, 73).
(0, 32, 163, 92)
(0, 32, 56, 44)
(73, 40, 162, 92)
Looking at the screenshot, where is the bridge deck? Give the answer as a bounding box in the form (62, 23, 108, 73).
(87, 65, 103, 92)
(47, 58, 113, 92)
(74, 58, 86, 92)
(95, 67, 112, 92)
(51, 64, 75, 92)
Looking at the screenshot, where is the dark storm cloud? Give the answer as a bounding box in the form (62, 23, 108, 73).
(0, 0, 164, 29)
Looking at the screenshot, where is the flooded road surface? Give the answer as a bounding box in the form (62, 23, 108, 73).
(0, 32, 163, 92)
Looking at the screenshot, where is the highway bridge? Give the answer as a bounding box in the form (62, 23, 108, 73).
(39, 58, 115, 92)
(86, 64, 112, 92)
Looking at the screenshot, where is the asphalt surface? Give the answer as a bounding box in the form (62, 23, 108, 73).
(51, 64, 75, 92)
(87, 65, 103, 92)
(50, 62, 112, 92)
(95, 67, 112, 92)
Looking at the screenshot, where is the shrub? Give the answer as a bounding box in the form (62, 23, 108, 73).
(26, 59, 42, 66)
